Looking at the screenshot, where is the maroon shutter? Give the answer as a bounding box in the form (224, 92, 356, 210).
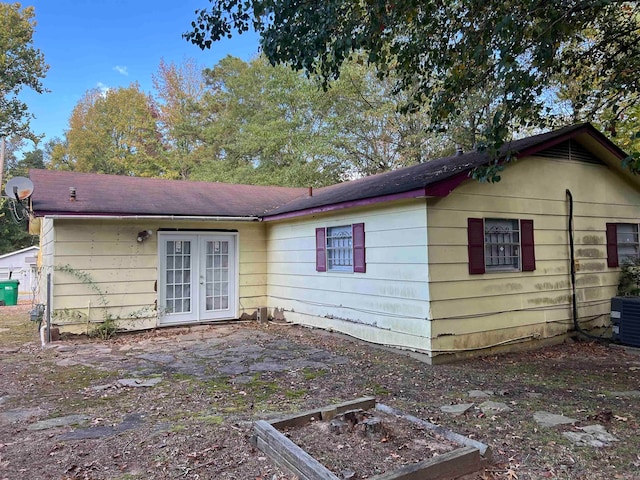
(315, 227, 326, 272)
(606, 223, 618, 268)
(353, 223, 366, 273)
(520, 219, 536, 271)
(467, 218, 485, 274)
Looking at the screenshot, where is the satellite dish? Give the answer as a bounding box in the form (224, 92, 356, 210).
(4, 177, 34, 200)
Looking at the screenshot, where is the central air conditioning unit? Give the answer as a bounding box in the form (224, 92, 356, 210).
(610, 297, 640, 348)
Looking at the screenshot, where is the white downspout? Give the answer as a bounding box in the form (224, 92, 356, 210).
(40, 324, 47, 347)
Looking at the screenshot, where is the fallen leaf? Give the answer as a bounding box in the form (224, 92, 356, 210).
(505, 468, 518, 479)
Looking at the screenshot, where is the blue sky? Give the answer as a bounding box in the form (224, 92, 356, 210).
(20, 0, 259, 150)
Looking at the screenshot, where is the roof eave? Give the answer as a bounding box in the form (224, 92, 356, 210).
(36, 212, 261, 222)
(262, 188, 432, 221)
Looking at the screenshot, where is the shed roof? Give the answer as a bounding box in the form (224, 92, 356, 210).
(0, 246, 40, 260)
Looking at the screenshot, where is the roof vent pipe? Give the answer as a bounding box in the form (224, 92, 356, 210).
(455, 145, 464, 156)
(69, 187, 77, 201)
(308, 186, 313, 197)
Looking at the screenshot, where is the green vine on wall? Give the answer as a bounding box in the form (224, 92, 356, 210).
(54, 264, 109, 308)
(52, 264, 120, 339)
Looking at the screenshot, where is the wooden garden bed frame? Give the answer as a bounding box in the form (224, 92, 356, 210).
(251, 397, 491, 480)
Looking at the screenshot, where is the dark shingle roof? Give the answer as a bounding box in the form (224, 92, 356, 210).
(263, 123, 626, 217)
(30, 123, 626, 219)
(29, 170, 306, 217)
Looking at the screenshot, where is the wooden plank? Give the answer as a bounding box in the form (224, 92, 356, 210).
(256, 436, 307, 479)
(332, 396, 376, 414)
(376, 404, 491, 459)
(269, 409, 320, 429)
(254, 420, 339, 480)
(368, 447, 480, 480)
(269, 397, 376, 430)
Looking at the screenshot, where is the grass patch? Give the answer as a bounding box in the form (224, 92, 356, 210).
(302, 368, 326, 380)
(196, 414, 224, 425)
(368, 383, 391, 396)
(285, 388, 307, 399)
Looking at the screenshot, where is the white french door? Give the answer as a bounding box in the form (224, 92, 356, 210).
(158, 233, 237, 325)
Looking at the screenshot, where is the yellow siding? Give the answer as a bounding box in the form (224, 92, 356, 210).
(427, 155, 639, 360)
(44, 218, 267, 332)
(266, 201, 432, 352)
(36, 218, 55, 306)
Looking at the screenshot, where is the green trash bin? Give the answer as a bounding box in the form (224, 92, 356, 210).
(0, 280, 20, 306)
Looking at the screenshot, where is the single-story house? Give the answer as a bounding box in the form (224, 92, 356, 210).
(0, 245, 39, 300)
(28, 123, 639, 362)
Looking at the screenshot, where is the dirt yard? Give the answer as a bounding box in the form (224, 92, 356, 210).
(1, 303, 639, 480)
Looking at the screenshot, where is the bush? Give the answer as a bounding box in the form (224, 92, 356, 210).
(617, 257, 640, 296)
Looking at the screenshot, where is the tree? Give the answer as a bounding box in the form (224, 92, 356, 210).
(5, 143, 43, 177)
(0, 3, 48, 139)
(0, 143, 40, 255)
(192, 55, 346, 187)
(62, 84, 166, 177)
(323, 59, 451, 176)
(45, 136, 73, 171)
(191, 55, 469, 184)
(186, 1, 640, 179)
(152, 58, 206, 179)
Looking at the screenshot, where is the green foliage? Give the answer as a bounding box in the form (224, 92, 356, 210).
(193, 55, 346, 187)
(53, 264, 117, 338)
(0, 197, 36, 254)
(51, 54, 480, 186)
(89, 319, 119, 340)
(0, 3, 48, 139)
(617, 258, 640, 297)
(62, 84, 165, 176)
(186, 0, 639, 175)
(0, 141, 40, 255)
(152, 58, 206, 179)
(191, 55, 465, 185)
(51, 264, 160, 339)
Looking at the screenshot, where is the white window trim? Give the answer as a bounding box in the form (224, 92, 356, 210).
(616, 223, 640, 264)
(326, 225, 354, 272)
(484, 218, 521, 272)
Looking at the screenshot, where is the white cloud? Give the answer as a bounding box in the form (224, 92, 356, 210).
(113, 65, 128, 76)
(96, 82, 110, 96)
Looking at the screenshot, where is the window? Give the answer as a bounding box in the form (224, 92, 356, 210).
(316, 223, 366, 273)
(467, 218, 535, 274)
(606, 223, 640, 267)
(326, 225, 353, 271)
(484, 219, 520, 270)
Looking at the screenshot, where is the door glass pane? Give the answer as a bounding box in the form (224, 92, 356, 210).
(164, 240, 192, 315)
(204, 240, 230, 312)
